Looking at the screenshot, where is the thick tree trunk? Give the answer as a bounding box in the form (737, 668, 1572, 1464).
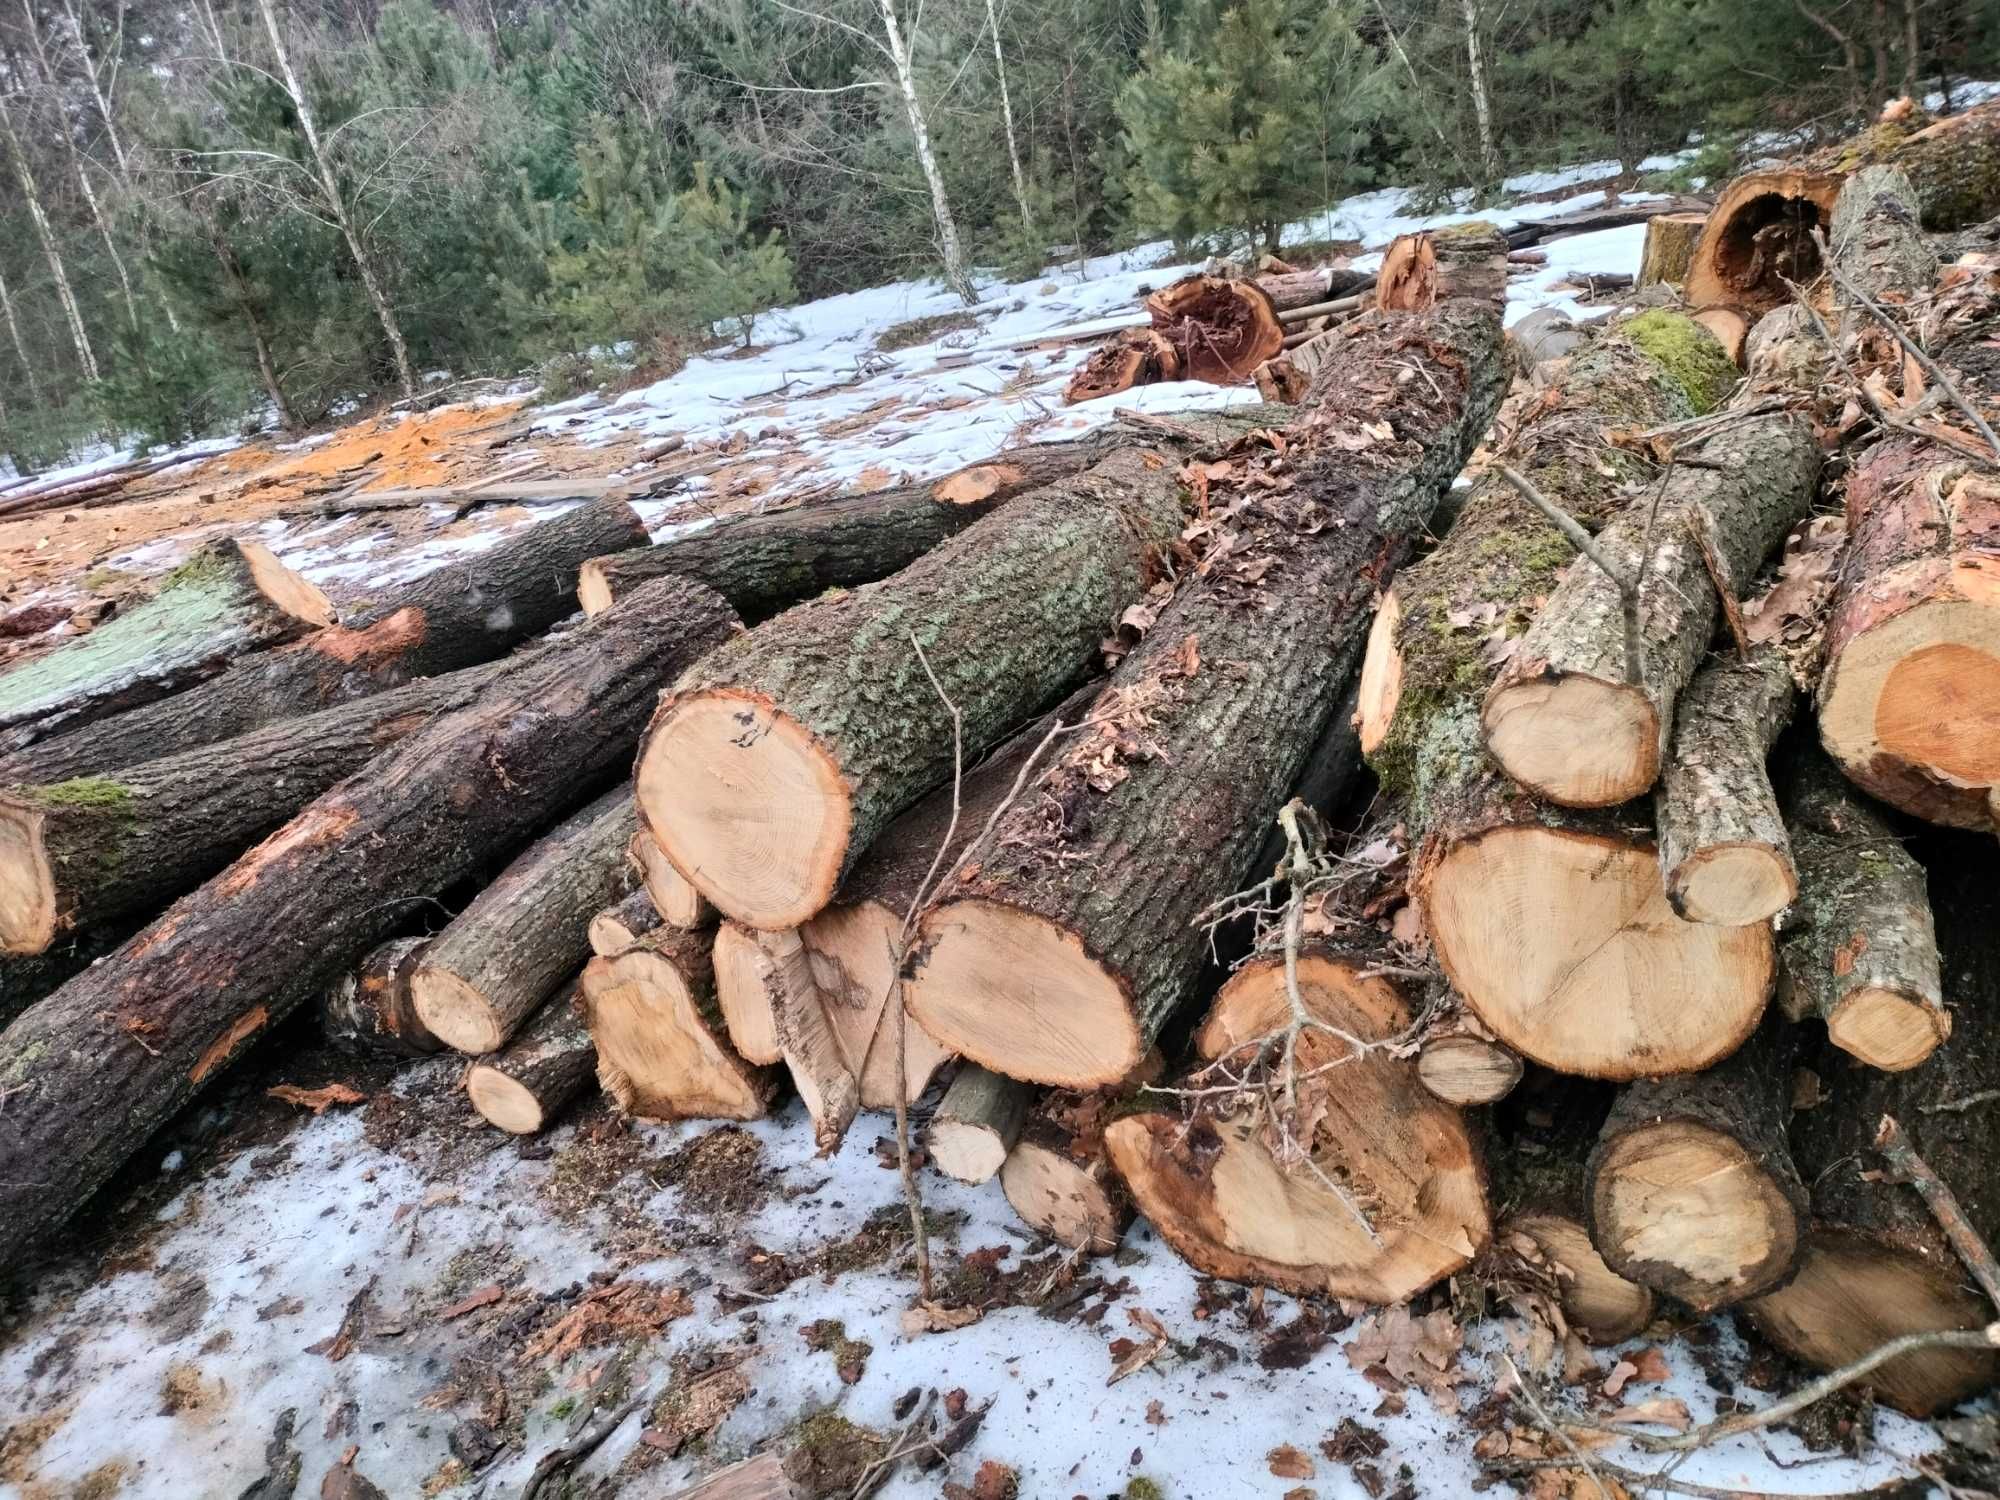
(1778, 742, 1948, 1071)
(1105, 949, 1489, 1300)
(412, 786, 639, 1054)
(636, 422, 1282, 930)
(464, 982, 596, 1135)
(1002, 1081, 1141, 1255)
(1481, 410, 1822, 808)
(1490, 1082, 1656, 1345)
(0, 539, 333, 754)
(0, 574, 736, 1261)
(589, 888, 664, 958)
(1814, 98, 2000, 229)
(321, 936, 439, 1057)
(578, 433, 1167, 623)
(1749, 833, 2000, 1416)
(0, 659, 505, 956)
(1585, 1012, 1807, 1311)
(908, 237, 1508, 1087)
(1142, 276, 1285, 384)
(928, 1065, 1031, 1184)
(580, 927, 779, 1122)
(629, 830, 713, 929)
(0, 499, 651, 783)
(1636, 213, 1707, 287)
(1828, 165, 1941, 300)
(1685, 170, 1841, 316)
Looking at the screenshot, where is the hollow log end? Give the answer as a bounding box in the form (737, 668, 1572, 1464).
(637, 689, 852, 929)
(1482, 669, 1660, 808)
(0, 797, 56, 956)
(1686, 170, 1843, 316)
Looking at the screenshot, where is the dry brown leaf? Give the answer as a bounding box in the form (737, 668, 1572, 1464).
(268, 1082, 366, 1114)
(1626, 1346, 1671, 1384)
(900, 1302, 983, 1336)
(1267, 1444, 1315, 1479)
(1604, 1397, 1693, 1433)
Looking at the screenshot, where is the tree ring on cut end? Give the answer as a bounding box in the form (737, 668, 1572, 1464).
(1827, 984, 1951, 1072)
(0, 799, 56, 956)
(465, 1066, 545, 1133)
(637, 691, 851, 929)
(411, 968, 505, 1055)
(1482, 672, 1657, 808)
(1670, 842, 1797, 927)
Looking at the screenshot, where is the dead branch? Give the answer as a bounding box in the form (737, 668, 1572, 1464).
(1875, 1113, 2000, 1311)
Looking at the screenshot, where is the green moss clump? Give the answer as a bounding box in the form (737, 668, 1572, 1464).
(786, 1411, 890, 1499)
(1623, 309, 1739, 415)
(161, 547, 231, 589)
(30, 776, 135, 813)
(1126, 1479, 1166, 1500)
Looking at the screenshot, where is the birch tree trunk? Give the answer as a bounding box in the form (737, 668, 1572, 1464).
(254, 0, 418, 398)
(875, 0, 976, 304)
(984, 0, 1032, 234)
(0, 88, 97, 382)
(1461, 0, 1499, 186)
(0, 263, 39, 402)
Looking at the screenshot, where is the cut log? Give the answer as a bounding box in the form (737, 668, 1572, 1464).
(1690, 306, 1751, 366)
(1063, 328, 1180, 404)
(1809, 97, 2000, 230)
(1105, 949, 1488, 1301)
(908, 235, 1508, 1086)
(1778, 743, 1947, 1072)
(629, 830, 713, 930)
(465, 982, 596, 1135)
(1510, 308, 1586, 370)
(412, 786, 640, 1054)
(1481, 407, 1822, 808)
(1491, 1084, 1656, 1345)
(927, 1065, 1031, 1185)
(711, 921, 783, 1066)
(800, 900, 953, 1110)
(0, 658, 506, 956)
(580, 926, 779, 1122)
(1375, 232, 1439, 311)
(1143, 275, 1285, 384)
(1255, 265, 1375, 310)
(1417, 1031, 1524, 1106)
(577, 433, 1160, 624)
(0, 539, 334, 753)
(637, 419, 1283, 930)
(1585, 1012, 1806, 1311)
(1001, 1077, 1145, 1255)
(1637, 212, 1707, 287)
(0, 924, 132, 1031)
(1684, 170, 1841, 316)
(0, 573, 736, 1261)
(762, 925, 859, 1151)
(0, 498, 651, 784)
(1827, 165, 1941, 301)
(588, 888, 664, 958)
(1749, 835, 2000, 1416)
(322, 936, 440, 1057)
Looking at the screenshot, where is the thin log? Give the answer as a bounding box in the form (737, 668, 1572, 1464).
(0, 539, 334, 753)
(464, 981, 596, 1135)
(1417, 1030, 1524, 1106)
(0, 573, 736, 1262)
(927, 1065, 1031, 1184)
(628, 830, 713, 930)
(322, 936, 439, 1057)
(1002, 1072, 1149, 1255)
(589, 888, 664, 958)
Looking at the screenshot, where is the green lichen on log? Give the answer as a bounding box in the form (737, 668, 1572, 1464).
(1623, 309, 1739, 414)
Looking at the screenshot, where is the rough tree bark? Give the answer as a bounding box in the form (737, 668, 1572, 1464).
(0, 499, 651, 783)
(928, 1065, 1031, 1185)
(0, 573, 736, 1261)
(321, 936, 439, 1056)
(1585, 1012, 1808, 1311)
(412, 786, 640, 1054)
(464, 982, 596, 1135)
(0, 539, 334, 754)
(0, 85, 96, 380)
(1637, 213, 1707, 287)
(908, 233, 1508, 1087)
(875, 0, 975, 304)
(0, 658, 504, 956)
(1749, 834, 2000, 1416)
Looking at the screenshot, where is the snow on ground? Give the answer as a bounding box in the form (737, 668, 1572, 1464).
(0, 1060, 1947, 1500)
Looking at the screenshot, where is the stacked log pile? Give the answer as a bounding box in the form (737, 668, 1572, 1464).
(1, 111, 1998, 1435)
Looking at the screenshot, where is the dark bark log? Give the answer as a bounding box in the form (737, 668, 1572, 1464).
(908, 236, 1509, 1087)
(412, 785, 639, 1054)
(322, 936, 440, 1057)
(0, 574, 736, 1262)
(0, 499, 651, 784)
(1586, 1012, 1808, 1311)
(928, 1064, 1031, 1184)
(0, 539, 334, 753)
(0, 659, 505, 956)
(1778, 741, 1947, 1072)
(464, 981, 595, 1135)
(637, 408, 1285, 931)
(0, 923, 130, 1031)
(1809, 97, 2000, 229)
(1749, 832, 2000, 1415)
(589, 888, 663, 958)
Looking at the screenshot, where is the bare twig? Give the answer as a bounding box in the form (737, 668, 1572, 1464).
(520, 1395, 644, 1499)
(1481, 1454, 1919, 1499)
(1875, 1113, 2000, 1311)
(1496, 462, 1642, 685)
(1499, 1353, 1613, 1500)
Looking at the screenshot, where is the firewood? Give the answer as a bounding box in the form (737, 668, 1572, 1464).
(580, 927, 778, 1122)
(1637, 212, 1707, 287)
(465, 981, 596, 1134)
(801, 900, 953, 1109)
(0, 538, 334, 753)
(1777, 743, 1947, 1072)
(1749, 837, 2000, 1416)
(1689, 305, 1750, 366)
(1142, 274, 1284, 384)
(1685, 170, 1841, 316)
(1105, 949, 1488, 1301)
(1585, 1012, 1807, 1311)
(1374, 232, 1439, 310)
(1417, 1031, 1524, 1106)
(636, 410, 1281, 931)
(711, 920, 783, 1065)
(1001, 1061, 1157, 1254)
(1804, 97, 2000, 230)
(907, 233, 1508, 1087)
(578, 432, 1174, 623)
(0, 659, 505, 956)
(762, 927, 858, 1150)
(412, 786, 640, 1054)
(927, 1066, 1031, 1185)
(0, 574, 736, 1261)
(0, 498, 651, 785)
(628, 830, 712, 929)
(322, 936, 440, 1057)
(588, 888, 663, 958)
